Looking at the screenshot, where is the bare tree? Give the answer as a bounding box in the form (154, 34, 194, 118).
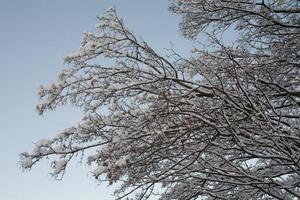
(21, 1, 300, 199)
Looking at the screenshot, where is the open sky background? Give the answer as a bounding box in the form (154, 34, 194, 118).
(0, 0, 196, 199)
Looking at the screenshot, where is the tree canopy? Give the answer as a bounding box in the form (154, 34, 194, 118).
(21, 1, 300, 199)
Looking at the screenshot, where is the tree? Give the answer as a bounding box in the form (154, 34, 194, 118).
(21, 1, 300, 199)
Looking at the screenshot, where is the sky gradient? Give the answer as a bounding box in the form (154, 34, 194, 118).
(0, 1, 193, 199)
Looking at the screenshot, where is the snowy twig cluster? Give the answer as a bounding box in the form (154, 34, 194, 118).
(21, 1, 300, 200)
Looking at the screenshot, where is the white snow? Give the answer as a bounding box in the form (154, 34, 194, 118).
(36, 139, 50, 147)
(22, 156, 33, 168)
(52, 160, 67, 174)
(92, 166, 106, 177)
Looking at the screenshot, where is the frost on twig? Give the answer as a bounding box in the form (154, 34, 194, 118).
(21, 3, 300, 200)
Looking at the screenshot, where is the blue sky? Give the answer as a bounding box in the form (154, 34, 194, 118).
(0, 0, 193, 199)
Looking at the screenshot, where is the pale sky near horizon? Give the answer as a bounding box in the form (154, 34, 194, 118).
(0, 1, 195, 199)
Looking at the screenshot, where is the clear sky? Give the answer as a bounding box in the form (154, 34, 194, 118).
(0, 0, 192, 199)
